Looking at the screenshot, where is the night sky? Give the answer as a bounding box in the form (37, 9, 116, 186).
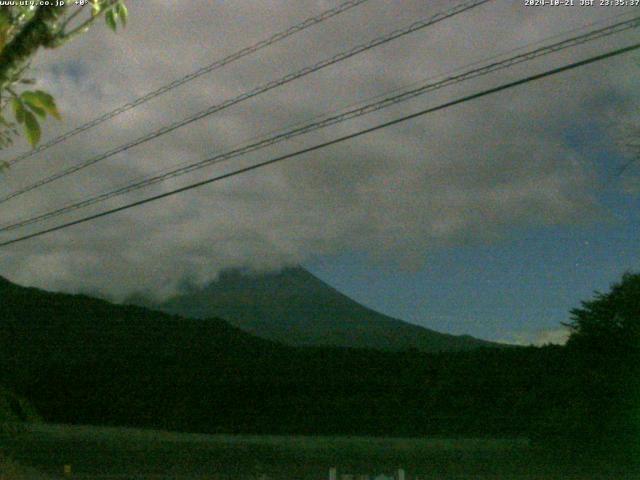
(0, 0, 638, 344)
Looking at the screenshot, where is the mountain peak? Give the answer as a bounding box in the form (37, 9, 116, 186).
(139, 266, 498, 353)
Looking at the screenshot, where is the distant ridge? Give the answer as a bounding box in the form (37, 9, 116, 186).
(136, 266, 498, 352)
(0, 273, 563, 438)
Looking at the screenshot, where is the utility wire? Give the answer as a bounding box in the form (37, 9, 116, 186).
(0, 0, 492, 205)
(2, 16, 638, 234)
(615, 150, 639, 176)
(9, 7, 618, 231)
(4, 0, 373, 168)
(105, 9, 636, 201)
(1, 42, 638, 248)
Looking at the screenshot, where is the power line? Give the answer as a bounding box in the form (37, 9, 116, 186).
(0, 0, 492, 205)
(4, 0, 373, 168)
(107, 9, 637, 202)
(615, 151, 639, 176)
(2, 16, 638, 234)
(1, 42, 638, 248)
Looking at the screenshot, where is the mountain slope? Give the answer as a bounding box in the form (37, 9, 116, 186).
(143, 267, 497, 352)
(0, 274, 288, 431)
(0, 274, 563, 437)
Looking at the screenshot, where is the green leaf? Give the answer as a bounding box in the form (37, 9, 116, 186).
(23, 111, 41, 147)
(105, 9, 117, 31)
(0, 8, 10, 27)
(35, 90, 61, 119)
(0, 26, 7, 52)
(91, 0, 102, 16)
(117, 2, 128, 27)
(12, 98, 25, 124)
(0, 161, 9, 173)
(26, 103, 46, 119)
(0, 9, 10, 48)
(21, 90, 61, 120)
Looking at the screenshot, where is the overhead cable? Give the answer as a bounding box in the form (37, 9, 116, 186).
(0, 0, 492, 204)
(4, 0, 374, 167)
(2, 16, 638, 234)
(1, 41, 638, 247)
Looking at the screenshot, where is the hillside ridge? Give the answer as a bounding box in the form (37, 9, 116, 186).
(136, 266, 498, 352)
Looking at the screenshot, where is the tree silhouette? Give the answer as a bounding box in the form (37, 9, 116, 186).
(561, 272, 640, 453)
(566, 272, 640, 353)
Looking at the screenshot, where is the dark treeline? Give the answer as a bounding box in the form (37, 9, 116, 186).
(0, 274, 637, 455)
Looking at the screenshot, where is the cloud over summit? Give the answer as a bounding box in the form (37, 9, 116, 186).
(0, 0, 637, 300)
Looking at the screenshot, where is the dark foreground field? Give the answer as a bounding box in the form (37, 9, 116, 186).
(1, 424, 637, 480)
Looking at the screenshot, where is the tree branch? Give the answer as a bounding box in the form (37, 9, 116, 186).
(59, 4, 87, 33)
(0, 6, 66, 89)
(60, 0, 119, 41)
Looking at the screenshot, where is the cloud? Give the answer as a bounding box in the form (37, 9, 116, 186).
(0, 0, 638, 300)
